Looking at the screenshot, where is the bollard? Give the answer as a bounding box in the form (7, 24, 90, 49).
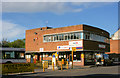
(43, 62, 45, 72)
(72, 51, 73, 69)
(66, 61, 69, 69)
(52, 62, 54, 71)
(61, 61, 63, 70)
(32, 63, 35, 73)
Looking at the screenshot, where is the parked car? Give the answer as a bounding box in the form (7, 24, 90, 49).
(103, 54, 113, 66)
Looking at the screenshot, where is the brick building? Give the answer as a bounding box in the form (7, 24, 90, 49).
(25, 24, 110, 66)
(106, 29, 120, 62)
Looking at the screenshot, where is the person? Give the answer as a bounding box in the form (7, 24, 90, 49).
(98, 58, 101, 64)
(67, 57, 69, 64)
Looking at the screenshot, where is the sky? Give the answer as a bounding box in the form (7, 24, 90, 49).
(1, 2, 119, 41)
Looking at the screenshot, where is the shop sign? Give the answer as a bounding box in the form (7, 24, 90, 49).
(99, 44, 105, 48)
(69, 41, 82, 47)
(39, 48, 44, 52)
(57, 46, 69, 49)
(72, 47, 76, 51)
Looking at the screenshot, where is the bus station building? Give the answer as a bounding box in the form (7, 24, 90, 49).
(25, 24, 110, 66)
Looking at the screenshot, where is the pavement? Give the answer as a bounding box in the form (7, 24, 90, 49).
(2, 65, 120, 78)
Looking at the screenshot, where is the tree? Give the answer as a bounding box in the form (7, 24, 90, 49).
(1, 38, 25, 48)
(2, 38, 11, 47)
(10, 39, 25, 48)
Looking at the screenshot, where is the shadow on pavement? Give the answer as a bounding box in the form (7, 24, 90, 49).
(2, 74, 120, 78)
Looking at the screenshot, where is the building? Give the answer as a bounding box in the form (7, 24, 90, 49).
(106, 29, 120, 62)
(1, 48, 26, 63)
(25, 24, 110, 66)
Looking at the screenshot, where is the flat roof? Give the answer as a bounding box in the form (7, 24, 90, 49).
(0, 47, 25, 51)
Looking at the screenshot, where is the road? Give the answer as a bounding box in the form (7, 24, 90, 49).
(2, 65, 120, 78)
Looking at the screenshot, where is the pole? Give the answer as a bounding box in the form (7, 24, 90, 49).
(52, 62, 54, 71)
(67, 61, 68, 69)
(43, 62, 45, 72)
(72, 50, 73, 69)
(61, 61, 63, 70)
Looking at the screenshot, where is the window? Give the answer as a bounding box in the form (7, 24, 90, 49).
(33, 38, 35, 41)
(64, 34, 68, 40)
(56, 35, 59, 41)
(34, 32, 37, 35)
(80, 32, 83, 39)
(54, 35, 57, 41)
(5, 52, 15, 59)
(20, 53, 24, 58)
(43, 31, 108, 43)
(43, 36, 47, 42)
(74, 33, 77, 39)
(68, 33, 71, 40)
(58, 34, 62, 41)
(71, 33, 74, 39)
(48, 36, 51, 42)
(84, 33, 90, 40)
(51, 36, 54, 42)
(73, 52, 81, 61)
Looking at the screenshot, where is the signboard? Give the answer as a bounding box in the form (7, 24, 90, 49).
(81, 53, 84, 58)
(39, 48, 44, 52)
(69, 41, 82, 47)
(52, 55, 56, 66)
(2, 63, 34, 74)
(99, 44, 105, 48)
(57, 46, 69, 50)
(55, 52, 59, 56)
(57, 41, 82, 50)
(72, 47, 76, 51)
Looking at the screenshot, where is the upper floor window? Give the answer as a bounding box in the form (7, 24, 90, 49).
(43, 31, 109, 43)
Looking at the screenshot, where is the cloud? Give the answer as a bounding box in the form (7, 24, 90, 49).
(2, 2, 115, 14)
(2, 2, 75, 14)
(72, 8, 82, 12)
(0, 20, 27, 41)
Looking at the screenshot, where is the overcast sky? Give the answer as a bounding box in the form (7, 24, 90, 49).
(1, 1, 119, 41)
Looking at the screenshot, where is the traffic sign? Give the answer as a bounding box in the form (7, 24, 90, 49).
(55, 52, 59, 56)
(72, 47, 76, 51)
(81, 54, 84, 58)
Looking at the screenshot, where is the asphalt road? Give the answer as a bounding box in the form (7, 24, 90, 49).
(2, 65, 120, 78)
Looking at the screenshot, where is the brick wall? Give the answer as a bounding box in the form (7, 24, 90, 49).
(26, 24, 109, 52)
(106, 39, 120, 54)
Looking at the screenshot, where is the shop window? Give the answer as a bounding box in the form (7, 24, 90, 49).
(73, 52, 81, 61)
